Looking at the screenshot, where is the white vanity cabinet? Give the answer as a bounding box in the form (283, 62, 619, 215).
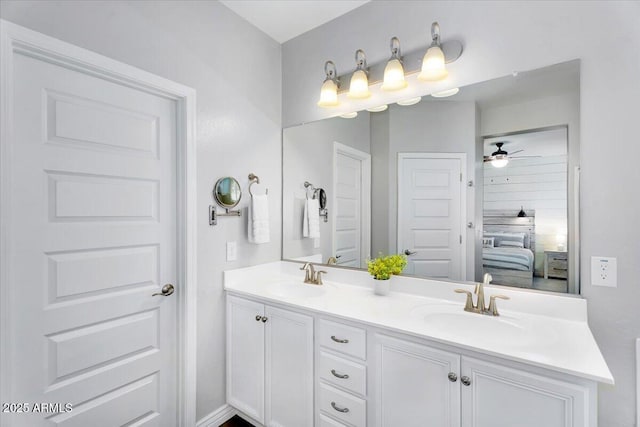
(371, 332, 595, 427)
(226, 295, 314, 427)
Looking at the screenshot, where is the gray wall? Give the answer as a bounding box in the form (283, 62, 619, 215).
(283, 114, 370, 262)
(283, 1, 640, 425)
(0, 0, 282, 420)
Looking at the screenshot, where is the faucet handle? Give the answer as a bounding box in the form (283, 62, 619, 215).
(300, 262, 310, 270)
(315, 270, 327, 285)
(487, 295, 510, 316)
(454, 289, 475, 312)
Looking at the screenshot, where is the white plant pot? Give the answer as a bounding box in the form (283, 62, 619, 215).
(373, 278, 391, 296)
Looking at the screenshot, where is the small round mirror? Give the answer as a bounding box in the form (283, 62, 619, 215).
(214, 177, 242, 209)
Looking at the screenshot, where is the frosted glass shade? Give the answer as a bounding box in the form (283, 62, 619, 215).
(491, 156, 509, 168)
(381, 58, 408, 91)
(418, 45, 448, 81)
(347, 70, 371, 99)
(317, 79, 339, 107)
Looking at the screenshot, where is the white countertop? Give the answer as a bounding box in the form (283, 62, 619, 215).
(224, 261, 614, 384)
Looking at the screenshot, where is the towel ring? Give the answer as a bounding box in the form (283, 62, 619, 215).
(249, 173, 267, 197)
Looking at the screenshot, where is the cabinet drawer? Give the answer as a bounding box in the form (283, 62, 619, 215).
(319, 351, 367, 396)
(548, 253, 568, 261)
(319, 414, 349, 427)
(318, 319, 366, 360)
(548, 260, 567, 269)
(319, 383, 366, 427)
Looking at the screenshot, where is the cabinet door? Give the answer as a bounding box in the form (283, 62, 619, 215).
(227, 295, 265, 423)
(265, 305, 314, 427)
(265, 306, 313, 427)
(461, 357, 590, 427)
(373, 334, 461, 427)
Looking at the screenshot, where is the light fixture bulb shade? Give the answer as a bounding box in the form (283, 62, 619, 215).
(491, 157, 509, 168)
(381, 58, 408, 91)
(418, 45, 448, 81)
(317, 79, 339, 107)
(347, 70, 371, 99)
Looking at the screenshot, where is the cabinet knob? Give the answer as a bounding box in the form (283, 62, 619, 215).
(261, 316, 268, 323)
(461, 376, 471, 386)
(448, 372, 458, 382)
(331, 402, 349, 413)
(255, 315, 262, 321)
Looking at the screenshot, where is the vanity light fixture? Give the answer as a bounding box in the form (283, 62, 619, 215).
(317, 60, 340, 108)
(381, 37, 408, 91)
(397, 96, 422, 106)
(347, 49, 371, 99)
(340, 112, 358, 119)
(418, 22, 449, 81)
(431, 87, 460, 98)
(367, 105, 388, 112)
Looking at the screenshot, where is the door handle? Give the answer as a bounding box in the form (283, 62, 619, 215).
(152, 284, 174, 297)
(404, 249, 417, 256)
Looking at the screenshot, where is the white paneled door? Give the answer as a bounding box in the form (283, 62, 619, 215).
(3, 32, 182, 426)
(333, 143, 371, 268)
(398, 153, 465, 280)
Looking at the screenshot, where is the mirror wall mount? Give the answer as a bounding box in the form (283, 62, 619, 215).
(209, 177, 242, 226)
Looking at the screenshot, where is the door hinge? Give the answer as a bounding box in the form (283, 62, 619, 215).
(460, 235, 462, 244)
(460, 173, 462, 182)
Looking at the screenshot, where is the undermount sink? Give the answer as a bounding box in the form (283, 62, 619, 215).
(268, 281, 328, 298)
(409, 303, 559, 348)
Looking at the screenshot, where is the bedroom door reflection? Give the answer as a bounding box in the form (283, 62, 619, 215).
(398, 153, 466, 280)
(482, 127, 569, 293)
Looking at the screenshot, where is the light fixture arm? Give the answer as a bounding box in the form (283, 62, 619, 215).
(431, 22, 441, 46)
(389, 36, 402, 60)
(324, 60, 339, 85)
(354, 49, 368, 73)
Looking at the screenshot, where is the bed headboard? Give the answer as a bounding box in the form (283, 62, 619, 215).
(483, 209, 536, 253)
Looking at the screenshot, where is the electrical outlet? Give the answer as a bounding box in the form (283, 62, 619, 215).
(226, 241, 237, 262)
(591, 256, 617, 287)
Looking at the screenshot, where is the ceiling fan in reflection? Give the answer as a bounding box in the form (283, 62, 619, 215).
(483, 142, 541, 168)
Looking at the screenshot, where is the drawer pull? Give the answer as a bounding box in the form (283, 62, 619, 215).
(331, 335, 349, 344)
(331, 369, 350, 379)
(331, 401, 350, 413)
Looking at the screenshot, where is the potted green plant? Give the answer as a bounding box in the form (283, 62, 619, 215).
(367, 253, 407, 295)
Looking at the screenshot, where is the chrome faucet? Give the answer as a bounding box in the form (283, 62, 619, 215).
(454, 273, 510, 316)
(300, 263, 327, 285)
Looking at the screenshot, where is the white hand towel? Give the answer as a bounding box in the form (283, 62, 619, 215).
(303, 198, 321, 239)
(248, 194, 270, 244)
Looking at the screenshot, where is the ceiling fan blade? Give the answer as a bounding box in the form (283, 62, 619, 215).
(510, 155, 542, 159)
(509, 149, 525, 155)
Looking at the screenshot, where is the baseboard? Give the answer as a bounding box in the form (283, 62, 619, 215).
(196, 404, 236, 427)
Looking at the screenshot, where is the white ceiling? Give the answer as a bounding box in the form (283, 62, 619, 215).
(220, 0, 370, 43)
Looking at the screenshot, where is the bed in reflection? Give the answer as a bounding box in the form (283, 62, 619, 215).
(482, 210, 535, 288)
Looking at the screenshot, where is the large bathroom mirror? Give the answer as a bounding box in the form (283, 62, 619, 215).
(282, 60, 580, 294)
